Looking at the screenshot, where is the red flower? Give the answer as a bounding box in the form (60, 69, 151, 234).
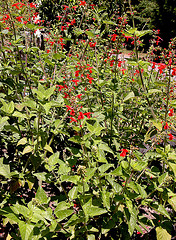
(89, 42, 96, 47)
(16, 16, 23, 22)
(110, 60, 114, 67)
(77, 94, 82, 99)
(78, 112, 84, 120)
(164, 122, 169, 130)
(29, 2, 36, 8)
(63, 5, 69, 10)
(70, 117, 77, 123)
(63, 93, 69, 98)
(84, 112, 91, 119)
(124, 35, 132, 42)
(70, 109, 75, 116)
(120, 149, 128, 157)
(172, 67, 176, 76)
(12, 3, 20, 9)
(111, 34, 117, 41)
(75, 70, 80, 77)
(66, 105, 72, 111)
(79, 1, 86, 6)
(158, 63, 166, 74)
(168, 134, 173, 140)
(169, 108, 174, 116)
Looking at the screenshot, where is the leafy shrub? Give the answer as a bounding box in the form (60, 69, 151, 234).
(0, 0, 176, 239)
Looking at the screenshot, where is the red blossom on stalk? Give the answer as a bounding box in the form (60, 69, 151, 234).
(70, 117, 77, 123)
(89, 42, 96, 47)
(63, 5, 69, 10)
(72, 79, 79, 86)
(120, 149, 128, 157)
(78, 112, 84, 120)
(29, 2, 36, 8)
(169, 108, 174, 116)
(124, 36, 132, 42)
(111, 34, 117, 41)
(79, 1, 86, 6)
(172, 67, 176, 76)
(84, 112, 91, 118)
(12, 2, 25, 9)
(158, 63, 166, 74)
(77, 94, 82, 99)
(16, 16, 23, 22)
(164, 122, 169, 130)
(168, 134, 173, 140)
(70, 109, 75, 116)
(75, 70, 80, 77)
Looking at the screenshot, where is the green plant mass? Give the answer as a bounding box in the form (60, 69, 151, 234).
(0, 0, 176, 239)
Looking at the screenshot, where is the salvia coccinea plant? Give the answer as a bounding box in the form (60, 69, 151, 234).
(0, 0, 176, 239)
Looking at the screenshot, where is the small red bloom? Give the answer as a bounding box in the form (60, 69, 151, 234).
(16, 16, 23, 22)
(75, 70, 80, 77)
(84, 112, 91, 119)
(169, 108, 174, 116)
(172, 67, 176, 76)
(164, 122, 169, 130)
(78, 112, 84, 120)
(89, 42, 96, 47)
(111, 34, 117, 41)
(70, 117, 77, 123)
(29, 2, 36, 8)
(77, 94, 82, 99)
(79, 1, 86, 6)
(168, 133, 173, 140)
(120, 149, 128, 157)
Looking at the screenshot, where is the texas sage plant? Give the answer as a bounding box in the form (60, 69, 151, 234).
(0, 0, 176, 239)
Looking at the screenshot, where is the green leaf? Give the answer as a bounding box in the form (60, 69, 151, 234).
(44, 86, 55, 99)
(168, 162, 176, 177)
(17, 138, 27, 146)
(102, 188, 110, 210)
(98, 143, 114, 154)
(150, 120, 162, 131)
(147, 89, 162, 95)
(152, 204, 171, 219)
(168, 196, 176, 211)
(55, 209, 74, 222)
(85, 30, 95, 38)
(98, 164, 114, 173)
(22, 146, 33, 155)
(13, 111, 27, 119)
(53, 53, 65, 60)
(123, 91, 135, 102)
(88, 234, 95, 240)
(0, 116, 9, 130)
(128, 208, 137, 236)
(61, 175, 80, 184)
(106, 176, 122, 193)
(130, 160, 147, 171)
(19, 221, 34, 240)
(158, 172, 168, 185)
(55, 201, 71, 212)
(35, 186, 48, 204)
(44, 144, 53, 153)
(68, 186, 78, 200)
(1, 101, 14, 114)
(0, 158, 11, 178)
(156, 227, 171, 240)
(103, 20, 117, 25)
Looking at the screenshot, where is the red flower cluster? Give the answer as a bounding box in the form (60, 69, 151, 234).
(120, 149, 128, 157)
(111, 34, 117, 41)
(12, 2, 25, 10)
(169, 108, 174, 116)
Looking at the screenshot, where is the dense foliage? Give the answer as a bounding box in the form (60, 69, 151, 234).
(0, 0, 176, 239)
